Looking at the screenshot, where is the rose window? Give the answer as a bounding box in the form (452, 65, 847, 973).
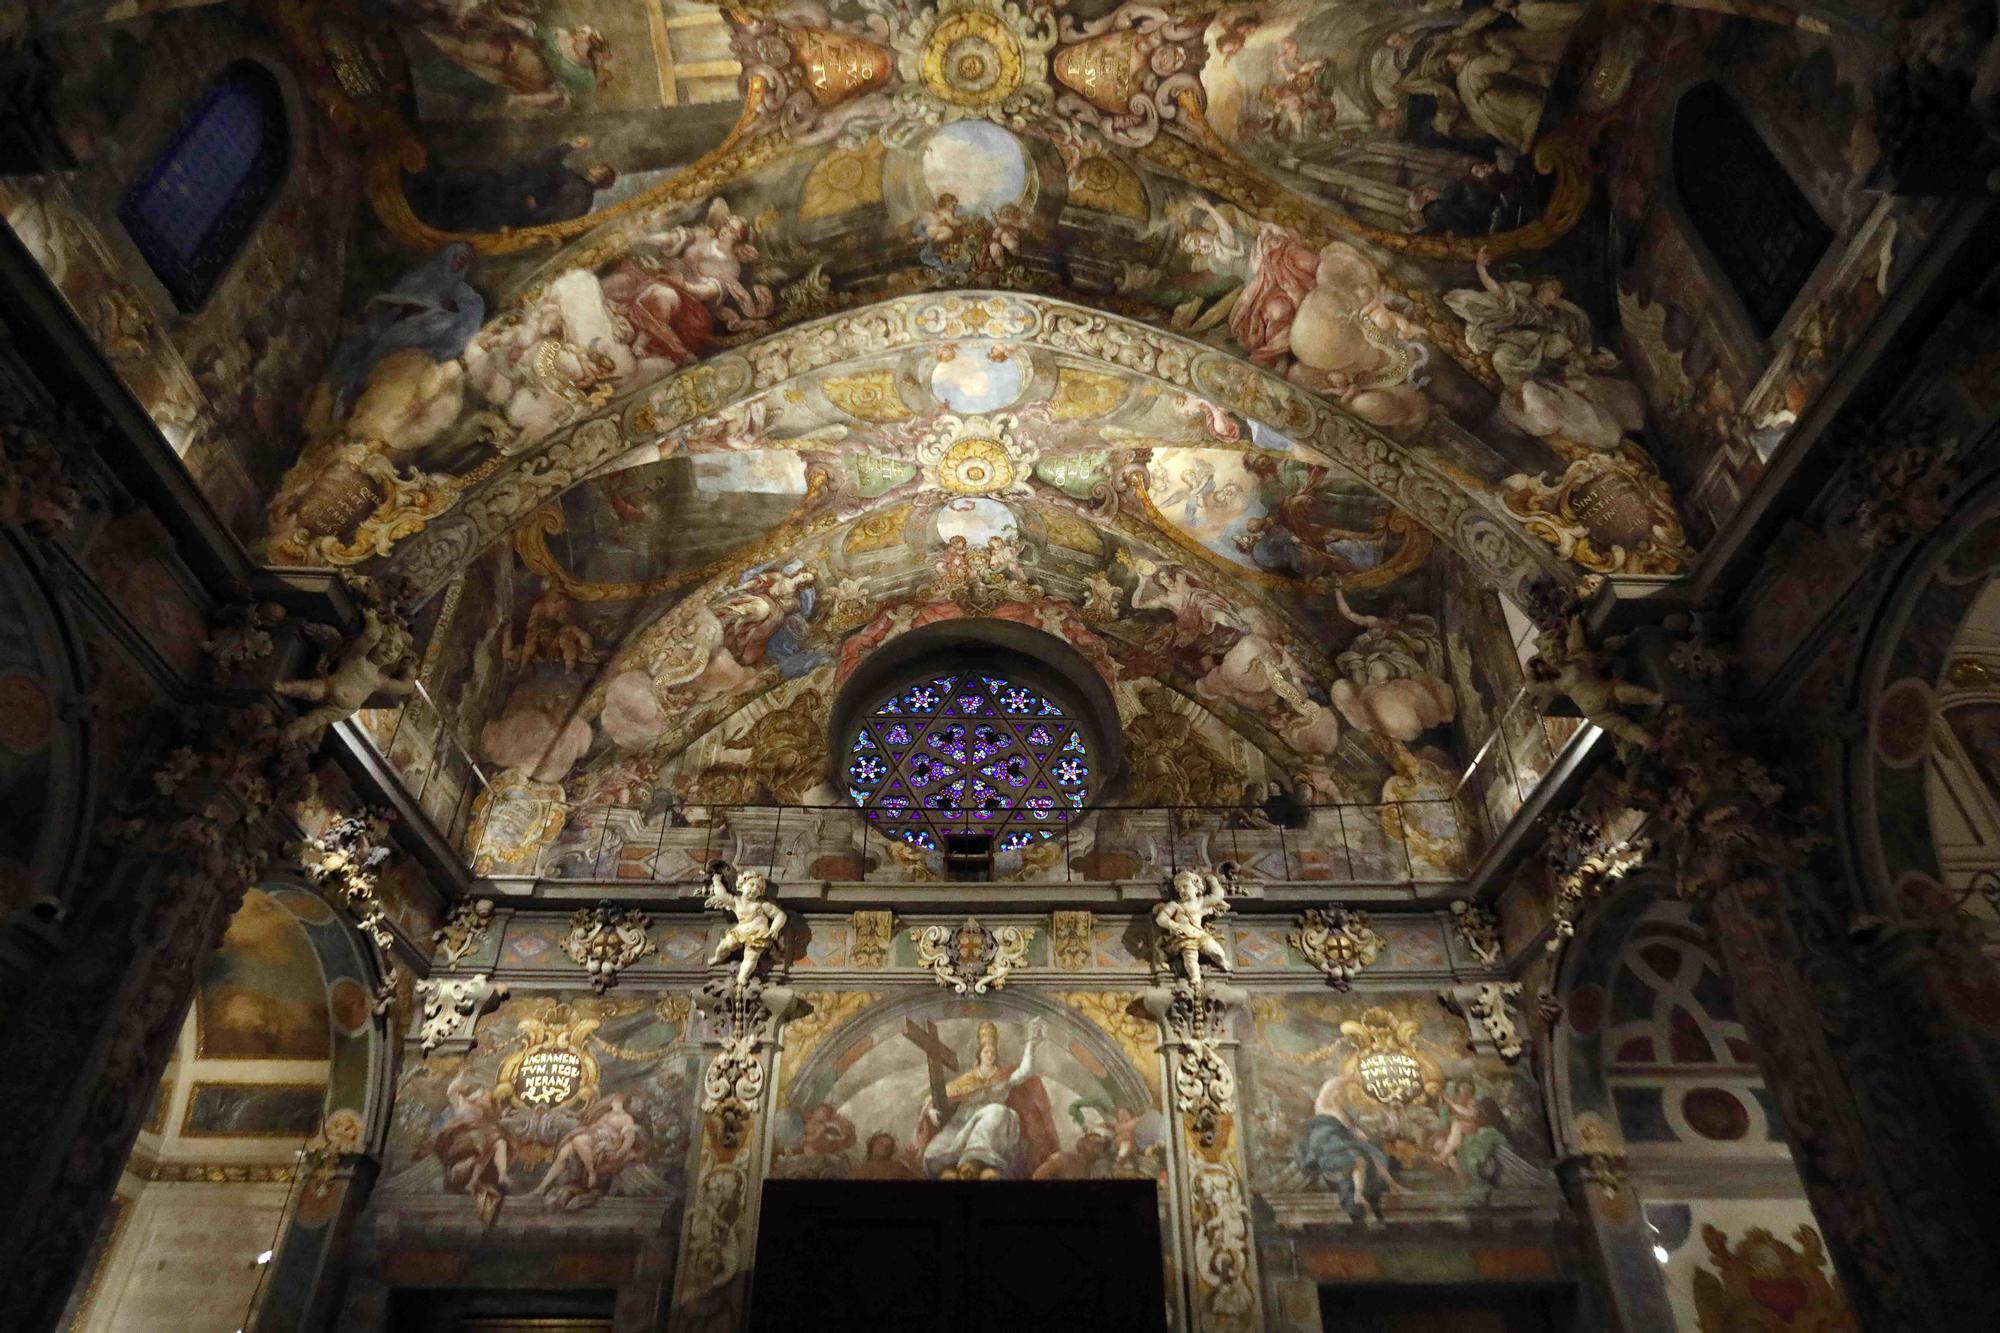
(845, 670, 1094, 852)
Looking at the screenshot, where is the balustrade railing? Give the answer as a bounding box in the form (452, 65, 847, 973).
(468, 797, 1475, 887)
(354, 685, 1590, 889)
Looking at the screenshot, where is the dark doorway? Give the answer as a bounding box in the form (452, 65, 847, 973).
(1320, 1283, 1575, 1332)
(388, 1287, 616, 1333)
(749, 1179, 1166, 1332)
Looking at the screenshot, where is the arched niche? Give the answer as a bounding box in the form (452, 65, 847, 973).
(65, 882, 393, 1332)
(1546, 883, 1852, 1329)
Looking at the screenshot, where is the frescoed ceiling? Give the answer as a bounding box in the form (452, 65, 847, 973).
(23, 0, 1914, 855)
(257, 0, 1689, 598)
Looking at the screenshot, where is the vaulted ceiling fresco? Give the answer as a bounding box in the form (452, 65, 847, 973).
(6, 0, 1924, 869)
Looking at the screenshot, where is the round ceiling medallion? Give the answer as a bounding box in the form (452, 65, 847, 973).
(920, 11, 1023, 108)
(935, 436, 1016, 494)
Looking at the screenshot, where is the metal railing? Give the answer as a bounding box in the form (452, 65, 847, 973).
(354, 685, 1585, 889)
(469, 797, 1477, 887)
(355, 682, 491, 851)
(1453, 687, 1584, 839)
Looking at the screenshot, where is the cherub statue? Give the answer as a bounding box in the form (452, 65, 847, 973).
(1525, 612, 1663, 753)
(1153, 866, 1235, 988)
(701, 860, 789, 988)
(274, 601, 419, 745)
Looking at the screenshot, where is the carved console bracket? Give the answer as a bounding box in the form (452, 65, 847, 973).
(1050, 909, 1094, 969)
(432, 897, 497, 969)
(1449, 899, 1503, 966)
(849, 909, 894, 968)
(414, 973, 505, 1056)
(1440, 981, 1526, 1063)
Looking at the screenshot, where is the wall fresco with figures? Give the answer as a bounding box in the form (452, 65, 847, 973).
(378, 991, 701, 1227)
(771, 991, 1166, 1184)
(1241, 991, 1554, 1221)
(331, 900, 1561, 1330)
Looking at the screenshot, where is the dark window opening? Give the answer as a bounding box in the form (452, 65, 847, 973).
(1671, 82, 1833, 337)
(119, 60, 289, 312)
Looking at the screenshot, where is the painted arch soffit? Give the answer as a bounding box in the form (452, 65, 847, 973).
(381, 292, 1571, 602)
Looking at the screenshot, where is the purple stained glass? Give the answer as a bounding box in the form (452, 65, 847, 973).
(847, 667, 1095, 851)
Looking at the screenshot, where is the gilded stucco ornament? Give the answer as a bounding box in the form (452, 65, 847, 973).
(849, 910, 895, 968)
(1561, 1111, 1630, 1199)
(914, 413, 1039, 497)
(1501, 444, 1692, 577)
(431, 897, 497, 969)
(898, 0, 1057, 124)
(1841, 403, 1963, 553)
(1153, 865, 1236, 988)
(1449, 899, 1504, 966)
(1288, 906, 1386, 991)
(1440, 981, 1526, 1063)
(413, 973, 505, 1057)
(1050, 5, 1209, 148)
(912, 916, 1036, 994)
(1050, 909, 1095, 969)
(561, 900, 656, 992)
(1536, 808, 1651, 1021)
(698, 861, 790, 989)
(303, 809, 402, 1011)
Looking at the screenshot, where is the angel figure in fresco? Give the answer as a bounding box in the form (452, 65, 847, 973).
(1229, 228, 1431, 433)
(1429, 1078, 1541, 1201)
(434, 1063, 513, 1226)
(409, 0, 612, 113)
(1444, 249, 1644, 450)
(320, 243, 484, 420)
(701, 864, 789, 988)
(601, 198, 777, 367)
(1154, 867, 1235, 988)
(1329, 588, 1456, 746)
(907, 1018, 1061, 1179)
(599, 563, 817, 747)
(531, 1092, 647, 1212)
(1296, 1073, 1398, 1222)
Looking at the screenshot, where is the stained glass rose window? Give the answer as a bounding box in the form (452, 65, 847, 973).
(845, 671, 1093, 851)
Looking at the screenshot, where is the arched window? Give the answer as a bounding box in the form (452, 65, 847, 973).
(119, 61, 289, 312)
(1672, 82, 1832, 337)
